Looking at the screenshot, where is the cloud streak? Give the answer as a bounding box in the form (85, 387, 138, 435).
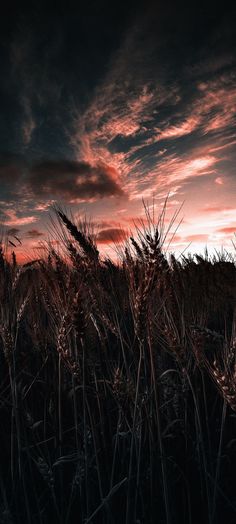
(96, 227, 128, 244)
(26, 229, 44, 238)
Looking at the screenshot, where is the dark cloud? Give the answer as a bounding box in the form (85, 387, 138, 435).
(0, 154, 26, 202)
(0, 154, 25, 180)
(28, 160, 124, 201)
(26, 229, 44, 238)
(96, 227, 128, 244)
(7, 227, 20, 236)
(0, 155, 124, 203)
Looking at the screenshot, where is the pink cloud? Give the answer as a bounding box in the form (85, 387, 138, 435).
(209, 139, 236, 153)
(130, 152, 218, 199)
(156, 74, 236, 142)
(201, 205, 230, 213)
(217, 226, 236, 234)
(69, 60, 235, 213)
(204, 114, 234, 133)
(215, 177, 223, 185)
(184, 234, 209, 242)
(157, 116, 200, 140)
(104, 118, 140, 137)
(3, 209, 37, 226)
(197, 76, 236, 134)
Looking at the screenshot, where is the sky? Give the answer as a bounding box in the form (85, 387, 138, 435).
(0, 1, 236, 260)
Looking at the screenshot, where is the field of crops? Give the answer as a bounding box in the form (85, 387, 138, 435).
(0, 207, 235, 523)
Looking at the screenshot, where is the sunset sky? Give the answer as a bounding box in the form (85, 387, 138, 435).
(0, 2, 236, 260)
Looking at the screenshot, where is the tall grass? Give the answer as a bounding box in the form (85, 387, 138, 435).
(0, 205, 235, 523)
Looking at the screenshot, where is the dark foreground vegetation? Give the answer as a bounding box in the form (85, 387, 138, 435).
(0, 206, 236, 523)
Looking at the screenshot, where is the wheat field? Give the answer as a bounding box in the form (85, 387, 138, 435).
(0, 206, 235, 523)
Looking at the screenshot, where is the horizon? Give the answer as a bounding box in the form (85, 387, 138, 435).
(1, 199, 235, 265)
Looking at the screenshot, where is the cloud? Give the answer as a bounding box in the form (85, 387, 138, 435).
(200, 206, 236, 220)
(0, 155, 125, 205)
(127, 150, 219, 201)
(95, 219, 121, 229)
(184, 234, 209, 242)
(201, 205, 229, 213)
(157, 116, 200, 140)
(167, 234, 183, 244)
(2, 209, 37, 226)
(0, 154, 25, 181)
(209, 140, 236, 153)
(70, 16, 181, 191)
(155, 74, 236, 146)
(70, 42, 236, 208)
(6, 8, 235, 219)
(215, 177, 223, 185)
(26, 229, 44, 238)
(10, 22, 64, 147)
(22, 100, 36, 146)
(70, 84, 158, 187)
(96, 87, 155, 139)
(28, 160, 124, 202)
(96, 227, 129, 244)
(0, 4, 235, 260)
(10, 32, 36, 147)
(217, 226, 236, 235)
(190, 54, 235, 76)
(7, 227, 20, 236)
